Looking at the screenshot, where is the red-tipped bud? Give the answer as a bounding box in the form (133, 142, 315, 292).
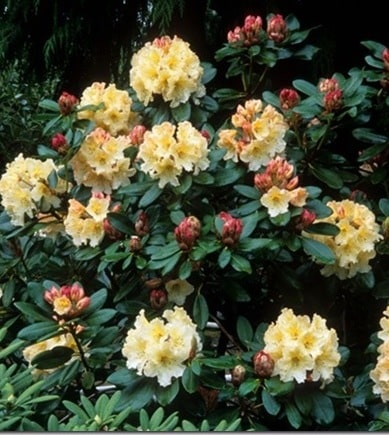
(200, 129, 211, 142)
(295, 208, 317, 231)
(135, 211, 149, 236)
(51, 133, 68, 153)
(318, 77, 339, 93)
(130, 125, 147, 146)
(383, 48, 389, 72)
(58, 91, 79, 115)
(231, 364, 246, 386)
(174, 216, 201, 252)
(267, 14, 287, 43)
(219, 211, 243, 247)
(44, 283, 90, 318)
(279, 88, 300, 110)
(149, 288, 168, 310)
(253, 350, 275, 378)
(324, 89, 343, 112)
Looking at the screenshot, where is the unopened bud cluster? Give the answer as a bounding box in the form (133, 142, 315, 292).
(44, 283, 90, 318)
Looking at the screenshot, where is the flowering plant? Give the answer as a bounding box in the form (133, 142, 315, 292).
(0, 11, 389, 431)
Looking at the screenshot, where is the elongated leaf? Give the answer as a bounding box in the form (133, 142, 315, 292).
(311, 391, 335, 424)
(302, 237, 335, 264)
(231, 253, 252, 274)
(139, 183, 162, 208)
(262, 389, 281, 416)
(236, 315, 253, 345)
(285, 402, 302, 429)
(303, 222, 340, 236)
(181, 366, 199, 393)
(17, 321, 58, 341)
(193, 293, 209, 329)
(31, 346, 74, 370)
(310, 166, 343, 189)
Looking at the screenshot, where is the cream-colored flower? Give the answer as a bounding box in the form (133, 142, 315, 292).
(138, 121, 209, 188)
(165, 279, 194, 305)
(370, 307, 389, 402)
(264, 308, 340, 384)
(64, 194, 110, 247)
(77, 82, 139, 136)
(70, 127, 136, 193)
(218, 99, 288, 171)
(130, 36, 205, 108)
(0, 153, 67, 226)
(260, 186, 291, 217)
(303, 199, 383, 279)
(122, 306, 202, 386)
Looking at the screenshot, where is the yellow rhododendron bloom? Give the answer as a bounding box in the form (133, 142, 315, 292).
(64, 194, 110, 247)
(137, 121, 209, 188)
(77, 82, 139, 135)
(303, 199, 383, 279)
(218, 99, 288, 171)
(260, 186, 292, 217)
(264, 308, 340, 384)
(0, 153, 67, 226)
(130, 35, 205, 108)
(371, 307, 389, 402)
(70, 127, 136, 193)
(122, 306, 202, 387)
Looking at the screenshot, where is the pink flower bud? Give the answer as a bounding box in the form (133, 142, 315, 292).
(267, 14, 288, 43)
(174, 216, 201, 252)
(51, 133, 68, 153)
(279, 88, 300, 110)
(253, 350, 275, 378)
(219, 211, 243, 247)
(149, 288, 168, 310)
(130, 125, 147, 145)
(295, 208, 317, 231)
(383, 48, 389, 71)
(227, 27, 242, 44)
(44, 283, 90, 318)
(324, 89, 343, 112)
(200, 129, 211, 142)
(318, 78, 339, 93)
(103, 218, 124, 240)
(58, 91, 79, 115)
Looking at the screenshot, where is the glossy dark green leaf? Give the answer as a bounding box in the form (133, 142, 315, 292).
(285, 402, 302, 429)
(262, 389, 281, 416)
(14, 302, 51, 322)
(181, 366, 199, 393)
(31, 346, 74, 369)
(236, 315, 253, 345)
(310, 166, 343, 189)
(155, 379, 180, 406)
(238, 378, 260, 396)
(301, 237, 336, 264)
(193, 293, 209, 329)
(17, 321, 58, 341)
(311, 391, 335, 424)
(303, 222, 340, 236)
(139, 183, 162, 208)
(218, 248, 231, 268)
(379, 198, 389, 216)
(230, 253, 252, 274)
(171, 101, 191, 122)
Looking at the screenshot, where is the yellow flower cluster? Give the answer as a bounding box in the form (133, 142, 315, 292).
(23, 333, 79, 376)
(370, 306, 389, 402)
(137, 121, 210, 188)
(217, 99, 288, 171)
(70, 127, 136, 194)
(263, 308, 341, 384)
(129, 35, 205, 108)
(303, 199, 383, 279)
(122, 306, 202, 387)
(64, 193, 110, 247)
(77, 82, 139, 136)
(0, 153, 67, 226)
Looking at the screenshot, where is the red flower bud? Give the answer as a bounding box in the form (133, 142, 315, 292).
(279, 88, 300, 110)
(253, 350, 275, 378)
(135, 211, 149, 236)
(51, 133, 68, 153)
(174, 216, 201, 251)
(219, 211, 243, 247)
(149, 288, 167, 310)
(324, 89, 343, 112)
(103, 218, 124, 240)
(383, 48, 389, 71)
(267, 14, 288, 43)
(58, 91, 79, 115)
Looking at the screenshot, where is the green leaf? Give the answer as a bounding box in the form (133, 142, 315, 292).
(31, 346, 74, 369)
(193, 293, 209, 329)
(353, 127, 388, 145)
(84, 308, 117, 325)
(357, 142, 388, 162)
(181, 366, 199, 393)
(178, 260, 192, 280)
(218, 248, 231, 268)
(310, 165, 343, 189)
(107, 212, 133, 234)
(238, 237, 271, 252)
(311, 391, 335, 424)
(37, 144, 58, 159)
(238, 378, 260, 396)
(264, 377, 295, 396)
(17, 321, 58, 341)
(240, 212, 260, 238)
(171, 101, 191, 122)
(139, 183, 162, 208)
(39, 98, 60, 112)
(14, 302, 50, 322)
(236, 315, 253, 345)
(155, 379, 180, 406)
(379, 198, 389, 216)
(292, 79, 318, 96)
(303, 222, 340, 236)
(261, 389, 281, 416)
(230, 253, 252, 274)
(285, 402, 302, 429)
(82, 288, 107, 316)
(301, 237, 336, 264)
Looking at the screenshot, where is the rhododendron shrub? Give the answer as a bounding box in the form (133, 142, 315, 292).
(0, 11, 388, 432)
